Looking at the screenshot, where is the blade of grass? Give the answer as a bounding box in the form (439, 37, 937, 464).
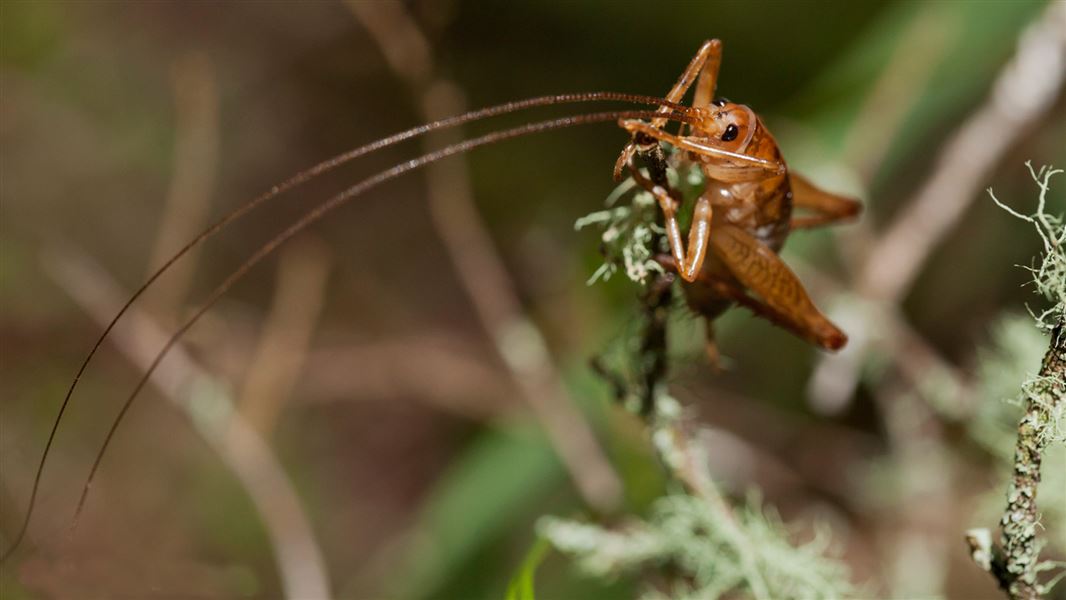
(504, 537, 551, 600)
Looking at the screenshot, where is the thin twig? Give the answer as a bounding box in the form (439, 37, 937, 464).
(630, 139, 673, 416)
(347, 0, 622, 512)
(237, 237, 330, 436)
(860, 2, 1066, 304)
(301, 338, 520, 420)
(144, 52, 220, 321)
(42, 247, 331, 600)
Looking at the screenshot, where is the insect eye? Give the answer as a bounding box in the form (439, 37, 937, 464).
(721, 123, 739, 142)
(711, 98, 727, 107)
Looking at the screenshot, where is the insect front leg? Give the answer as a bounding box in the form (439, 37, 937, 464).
(789, 173, 863, 229)
(707, 224, 847, 350)
(649, 39, 722, 130)
(628, 166, 713, 282)
(689, 41, 722, 117)
(613, 40, 723, 180)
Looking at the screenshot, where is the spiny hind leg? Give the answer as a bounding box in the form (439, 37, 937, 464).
(701, 276, 829, 350)
(614, 40, 722, 179)
(628, 166, 712, 282)
(660, 252, 840, 353)
(789, 173, 863, 229)
(707, 224, 847, 350)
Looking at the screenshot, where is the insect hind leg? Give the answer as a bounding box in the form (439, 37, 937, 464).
(789, 173, 862, 230)
(707, 225, 847, 351)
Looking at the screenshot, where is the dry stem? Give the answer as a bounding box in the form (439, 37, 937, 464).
(348, 0, 622, 511)
(144, 52, 220, 321)
(42, 248, 331, 600)
(237, 237, 330, 436)
(810, 1, 1066, 412)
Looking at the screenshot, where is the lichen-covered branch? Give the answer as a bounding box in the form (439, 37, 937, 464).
(969, 165, 1066, 599)
(997, 322, 1065, 599)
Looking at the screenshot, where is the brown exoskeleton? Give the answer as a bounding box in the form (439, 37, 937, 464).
(614, 40, 861, 355)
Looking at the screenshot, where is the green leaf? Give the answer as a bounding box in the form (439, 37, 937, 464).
(504, 538, 551, 600)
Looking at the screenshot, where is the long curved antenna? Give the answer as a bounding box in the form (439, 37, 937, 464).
(0, 94, 690, 564)
(70, 108, 694, 525)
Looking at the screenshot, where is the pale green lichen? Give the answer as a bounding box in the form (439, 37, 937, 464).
(988, 162, 1066, 334)
(539, 492, 854, 600)
(574, 185, 665, 285)
(541, 386, 854, 600)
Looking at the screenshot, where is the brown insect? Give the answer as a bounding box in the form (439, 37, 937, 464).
(2, 39, 856, 564)
(615, 39, 860, 356)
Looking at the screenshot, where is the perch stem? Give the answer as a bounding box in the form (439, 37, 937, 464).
(613, 143, 771, 600)
(634, 143, 673, 416)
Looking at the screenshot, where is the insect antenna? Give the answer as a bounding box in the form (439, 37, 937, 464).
(1, 106, 695, 562)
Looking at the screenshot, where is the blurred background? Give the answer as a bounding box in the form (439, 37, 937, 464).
(1, 1, 1064, 598)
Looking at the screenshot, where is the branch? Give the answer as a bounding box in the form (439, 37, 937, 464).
(970, 161, 1066, 598)
(810, 0, 1066, 412)
(237, 237, 330, 436)
(650, 409, 772, 600)
(1004, 321, 1066, 597)
(974, 322, 1066, 600)
(858, 1, 1066, 305)
(144, 52, 220, 321)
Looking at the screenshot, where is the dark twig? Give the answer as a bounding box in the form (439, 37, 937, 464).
(632, 143, 674, 416)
